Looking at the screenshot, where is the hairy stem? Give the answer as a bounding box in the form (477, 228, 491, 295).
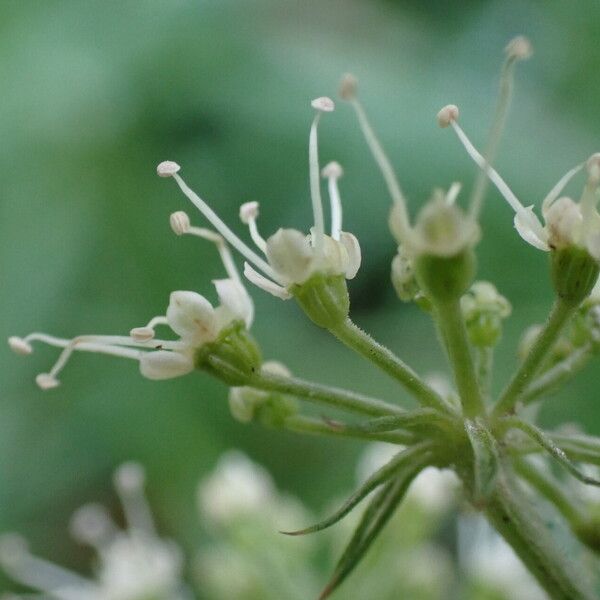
(520, 343, 593, 406)
(486, 466, 597, 600)
(493, 299, 575, 417)
(249, 369, 404, 417)
(434, 299, 485, 418)
(328, 317, 451, 415)
(475, 346, 494, 401)
(282, 415, 416, 445)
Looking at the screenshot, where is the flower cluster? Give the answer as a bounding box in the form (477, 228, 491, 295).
(0, 463, 187, 600)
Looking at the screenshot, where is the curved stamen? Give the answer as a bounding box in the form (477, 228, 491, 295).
(187, 225, 241, 283)
(542, 163, 584, 213)
(243, 262, 291, 300)
(322, 162, 343, 241)
(239, 201, 267, 254)
(164, 168, 280, 282)
(340, 75, 410, 241)
(309, 97, 335, 256)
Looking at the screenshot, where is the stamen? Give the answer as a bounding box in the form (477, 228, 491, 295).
(468, 36, 532, 219)
(169, 210, 191, 235)
(130, 316, 169, 342)
(243, 262, 292, 300)
(17, 333, 183, 389)
(339, 75, 410, 240)
(8, 336, 33, 355)
(0, 533, 95, 595)
(445, 182, 462, 206)
(309, 97, 335, 256)
(541, 163, 584, 212)
(239, 201, 267, 254)
(113, 462, 156, 535)
(322, 161, 344, 241)
(186, 226, 241, 283)
(160, 167, 280, 283)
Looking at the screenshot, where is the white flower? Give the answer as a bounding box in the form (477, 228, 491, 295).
(197, 451, 276, 523)
(0, 463, 187, 600)
(8, 225, 253, 387)
(441, 107, 600, 260)
(156, 96, 361, 301)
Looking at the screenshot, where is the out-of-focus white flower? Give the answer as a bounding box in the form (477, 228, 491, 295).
(8, 225, 253, 387)
(157, 97, 361, 301)
(458, 515, 546, 600)
(0, 462, 187, 600)
(198, 451, 276, 524)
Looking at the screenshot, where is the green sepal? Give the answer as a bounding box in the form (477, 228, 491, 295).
(281, 443, 431, 537)
(195, 321, 262, 386)
(319, 452, 427, 599)
(415, 249, 476, 303)
(550, 246, 599, 308)
(291, 273, 350, 328)
(465, 418, 499, 506)
(501, 418, 600, 488)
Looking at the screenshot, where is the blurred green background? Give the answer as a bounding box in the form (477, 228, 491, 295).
(2, 0, 600, 592)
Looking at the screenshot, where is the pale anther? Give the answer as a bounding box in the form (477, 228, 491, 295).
(437, 104, 459, 128)
(156, 160, 181, 177)
(169, 211, 190, 235)
(339, 73, 358, 100)
(239, 201, 260, 224)
(505, 36, 533, 61)
(8, 336, 33, 355)
(311, 96, 335, 112)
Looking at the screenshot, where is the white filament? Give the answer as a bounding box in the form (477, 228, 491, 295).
(308, 112, 326, 256)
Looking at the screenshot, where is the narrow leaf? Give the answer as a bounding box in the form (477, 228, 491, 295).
(504, 418, 600, 487)
(319, 452, 429, 599)
(281, 443, 431, 536)
(465, 418, 500, 505)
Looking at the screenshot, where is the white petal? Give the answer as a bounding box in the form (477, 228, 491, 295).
(339, 232, 362, 279)
(513, 208, 549, 251)
(243, 262, 292, 300)
(544, 197, 583, 249)
(166, 291, 217, 343)
(265, 228, 314, 284)
(213, 278, 254, 327)
(139, 351, 194, 380)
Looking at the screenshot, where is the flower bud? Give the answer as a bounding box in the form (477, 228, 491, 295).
(461, 282, 511, 347)
(291, 273, 350, 329)
(391, 246, 420, 302)
(228, 361, 297, 427)
(195, 322, 262, 386)
(551, 246, 599, 307)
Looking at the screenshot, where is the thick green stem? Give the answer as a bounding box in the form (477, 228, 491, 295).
(521, 344, 593, 406)
(328, 317, 451, 415)
(248, 368, 404, 418)
(493, 299, 575, 417)
(282, 415, 415, 445)
(486, 467, 597, 600)
(434, 299, 485, 418)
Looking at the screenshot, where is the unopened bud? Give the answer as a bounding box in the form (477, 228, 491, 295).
(169, 211, 190, 235)
(311, 97, 335, 112)
(339, 73, 358, 100)
(437, 104, 459, 128)
(156, 161, 181, 177)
